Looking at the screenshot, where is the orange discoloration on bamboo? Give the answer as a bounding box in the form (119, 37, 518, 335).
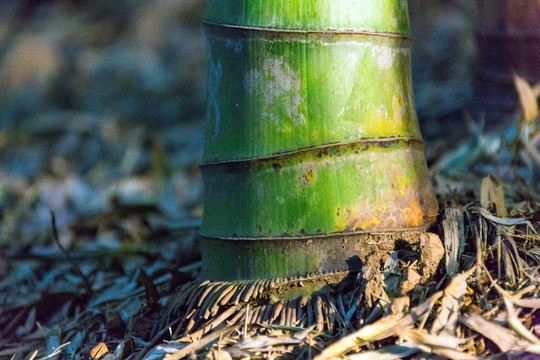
(401, 200, 424, 226)
(302, 168, 316, 185)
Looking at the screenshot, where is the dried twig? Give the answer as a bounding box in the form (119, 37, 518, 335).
(50, 211, 93, 296)
(165, 325, 235, 360)
(313, 291, 443, 360)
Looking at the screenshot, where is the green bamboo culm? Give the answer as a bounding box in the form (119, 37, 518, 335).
(200, 0, 439, 282)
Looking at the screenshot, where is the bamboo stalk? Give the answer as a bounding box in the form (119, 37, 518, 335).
(201, 0, 438, 283)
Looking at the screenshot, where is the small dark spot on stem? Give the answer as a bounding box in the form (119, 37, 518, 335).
(272, 163, 281, 172)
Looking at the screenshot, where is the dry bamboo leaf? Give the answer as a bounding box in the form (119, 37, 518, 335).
(400, 328, 468, 349)
(221, 347, 251, 360)
(337, 294, 347, 320)
(460, 313, 526, 352)
(430, 347, 477, 360)
(240, 281, 255, 303)
(199, 282, 223, 307)
(272, 302, 284, 323)
(91, 343, 109, 360)
(173, 282, 197, 310)
(296, 296, 309, 319)
(205, 348, 232, 360)
(307, 297, 314, 326)
(113, 340, 129, 360)
(325, 295, 337, 329)
(480, 176, 508, 218)
(442, 207, 465, 276)
(291, 300, 299, 326)
(255, 306, 266, 324)
(514, 73, 539, 125)
(479, 208, 538, 234)
(295, 325, 317, 339)
(165, 326, 235, 360)
(255, 279, 266, 298)
(184, 282, 206, 307)
(204, 305, 239, 333)
(138, 265, 160, 308)
(202, 285, 228, 319)
(313, 314, 407, 360)
(140, 341, 186, 360)
(510, 297, 540, 309)
(38, 341, 72, 360)
(229, 308, 246, 325)
(345, 295, 359, 324)
(288, 301, 297, 326)
(186, 286, 209, 318)
(342, 344, 420, 360)
(527, 345, 540, 355)
(236, 326, 312, 350)
(186, 316, 198, 333)
(245, 304, 257, 326)
(296, 303, 304, 326)
(503, 295, 540, 345)
(249, 280, 261, 300)
(28, 350, 38, 360)
(233, 282, 249, 305)
(299, 314, 308, 328)
(261, 305, 272, 324)
(314, 292, 443, 360)
(253, 306, 265, 324)
(279, 301, 288, 325)
(209, 300, 224, 318)
(237, 335, 303, 350)
(315, 296, 324, 332)
(431, 269, 473, 335)
(218, 283, 239, 306)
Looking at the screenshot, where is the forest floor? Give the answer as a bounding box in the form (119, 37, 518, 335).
(0, 1, 539, 359)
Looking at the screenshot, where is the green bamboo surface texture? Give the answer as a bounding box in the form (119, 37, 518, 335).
(204, 27, 419, 162)
(205, 0, 411, 33)
(201, 139, 436, 238)
(201, 0, 438, 280)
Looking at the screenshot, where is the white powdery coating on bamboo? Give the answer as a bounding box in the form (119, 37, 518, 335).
(208, 59, 223, 137)
(244, 56, 306, 132)
(370, 45, 410, 71)
(374, 45, 394, 70)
